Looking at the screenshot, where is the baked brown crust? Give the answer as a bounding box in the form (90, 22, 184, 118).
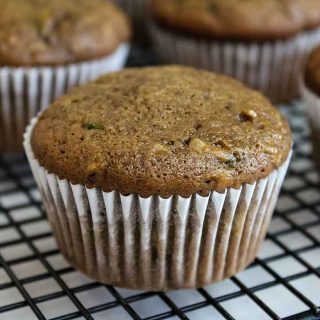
(0, 0, 131, 66)
(305, 46, 320, 96)
(31, 66, 292, 198)
(151, 0, 320, 41)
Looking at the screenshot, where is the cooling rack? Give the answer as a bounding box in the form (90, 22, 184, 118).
(0, 46, 319, 320)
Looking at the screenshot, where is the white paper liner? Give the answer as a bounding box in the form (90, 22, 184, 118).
(0, 43, 129, 153)
(23, 116, 291, 291)
(301, 80, 320, 169)
(150, 21, 320, 103)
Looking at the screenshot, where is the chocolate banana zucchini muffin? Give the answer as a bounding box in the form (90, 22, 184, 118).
(0, 0, 130, 66)
(0, 0, 131, 152)
(305, 47, 320, 96)
(149, 0, 320, 102)
(302, 46, 320, 170)
(25, 66, 292, 290)
(152, 0, 320, 41)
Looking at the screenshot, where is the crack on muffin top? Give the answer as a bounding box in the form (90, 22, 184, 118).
(31, 66, 292, 197)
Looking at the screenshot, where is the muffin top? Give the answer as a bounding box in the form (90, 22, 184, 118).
(0, 0, 131, 66)
(305, 46, 320, 96)
(31, 66, 292, 198)
(151, 0, 320, 40)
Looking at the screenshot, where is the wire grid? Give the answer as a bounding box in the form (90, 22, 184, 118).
(0, 49, 320, 320)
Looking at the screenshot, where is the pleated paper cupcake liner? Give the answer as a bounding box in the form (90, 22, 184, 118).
(301, 81, 320, 170)
(114, 0, 149, 42)
(149, 21, 320, 103)
(0, 43, 129, 153)
(24, 116, 291, 291)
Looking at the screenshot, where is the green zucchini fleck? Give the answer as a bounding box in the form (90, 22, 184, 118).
(83, 123, 104, 130)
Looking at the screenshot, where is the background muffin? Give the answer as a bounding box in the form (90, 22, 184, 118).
(0, 0, 131, 152)
(25, 66, 292, 291)
(149, 0, 320, 103)
(301, 46, 320, 171)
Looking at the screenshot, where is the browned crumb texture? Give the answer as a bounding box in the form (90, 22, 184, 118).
(305, 46, 320, 96)
(151, 0, 320, 40)
(0, 0, 131, 66)
(31, 66, 292, 198)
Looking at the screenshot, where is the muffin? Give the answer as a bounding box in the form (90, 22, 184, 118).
(301, 46, 320, 170)
(113, 0, 149, 41)
(24, 66, 292, 291)
(0, 0, 131, 153)
(149, 0, 320, 103)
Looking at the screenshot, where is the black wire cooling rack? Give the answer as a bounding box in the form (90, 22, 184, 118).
(0, 47, 320, 320)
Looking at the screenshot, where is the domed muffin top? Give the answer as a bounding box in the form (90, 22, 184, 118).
(31, 66, 292, 197)
(305, 46, 320, 96)
(0, 0, 131, 66)
(151, 0, 320, 40)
